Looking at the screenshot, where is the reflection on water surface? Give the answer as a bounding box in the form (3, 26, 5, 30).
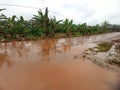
(0, 32, 120, 90)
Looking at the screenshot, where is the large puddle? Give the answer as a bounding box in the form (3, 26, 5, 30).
(0, 32, 120, 90)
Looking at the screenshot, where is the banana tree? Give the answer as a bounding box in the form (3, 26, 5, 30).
(0, 14, 7, 20)
(16, 16, 26, 38)
(32, 9, 44, 28)
(0, 13, 7, 38)
(0, 8, 6, 20)
(44, 7, 49, 36)
(101, 21, 110, 33)
(0, 8, 6, 11)
(80, 23, 88, 36)
(50, 16, 63, 36)
(0, 8, 7, 36)
(6, 15, 18, 38)
(32, 7, 50, 36)
(63, 18, 73, 36)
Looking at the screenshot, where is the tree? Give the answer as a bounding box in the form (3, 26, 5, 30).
(0, 8, 7, 20)
(32, 9, 44, 28)
(44, 7, 49, 36)
(0, 8, 6, 11)
(63, 18, 73, 36)
(90, 24, 101, 34)
(101, 21, 110, 33)
(80, 23, 88, 36)
(17, 16, 26, 37)
(32, 7, 50, 36)
(6, 15, 18, 38)
(50, 16, 62, 36)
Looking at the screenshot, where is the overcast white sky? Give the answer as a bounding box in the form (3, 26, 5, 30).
(0, 0, 120, 25)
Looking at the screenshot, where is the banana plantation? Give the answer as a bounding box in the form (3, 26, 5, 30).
(0, 7, 120, 41)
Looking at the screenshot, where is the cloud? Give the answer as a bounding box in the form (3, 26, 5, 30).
(0, 0, 120, 25)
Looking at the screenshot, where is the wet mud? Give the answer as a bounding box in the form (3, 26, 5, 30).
(0, 32, 120, 90)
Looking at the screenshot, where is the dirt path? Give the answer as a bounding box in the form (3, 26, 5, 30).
(0, 32, 120, 90)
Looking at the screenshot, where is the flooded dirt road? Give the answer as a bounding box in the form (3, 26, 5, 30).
(0, 32, 120, 90)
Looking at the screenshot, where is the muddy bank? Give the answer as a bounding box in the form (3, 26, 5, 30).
(0, 32, 120, 90)
(83, 39, 120, 71)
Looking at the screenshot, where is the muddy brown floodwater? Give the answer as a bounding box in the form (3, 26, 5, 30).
(0, 32, 120, 90)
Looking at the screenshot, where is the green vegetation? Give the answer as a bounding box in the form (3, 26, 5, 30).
(95, 42, 113, 52)
(0, 7, 120, 42)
